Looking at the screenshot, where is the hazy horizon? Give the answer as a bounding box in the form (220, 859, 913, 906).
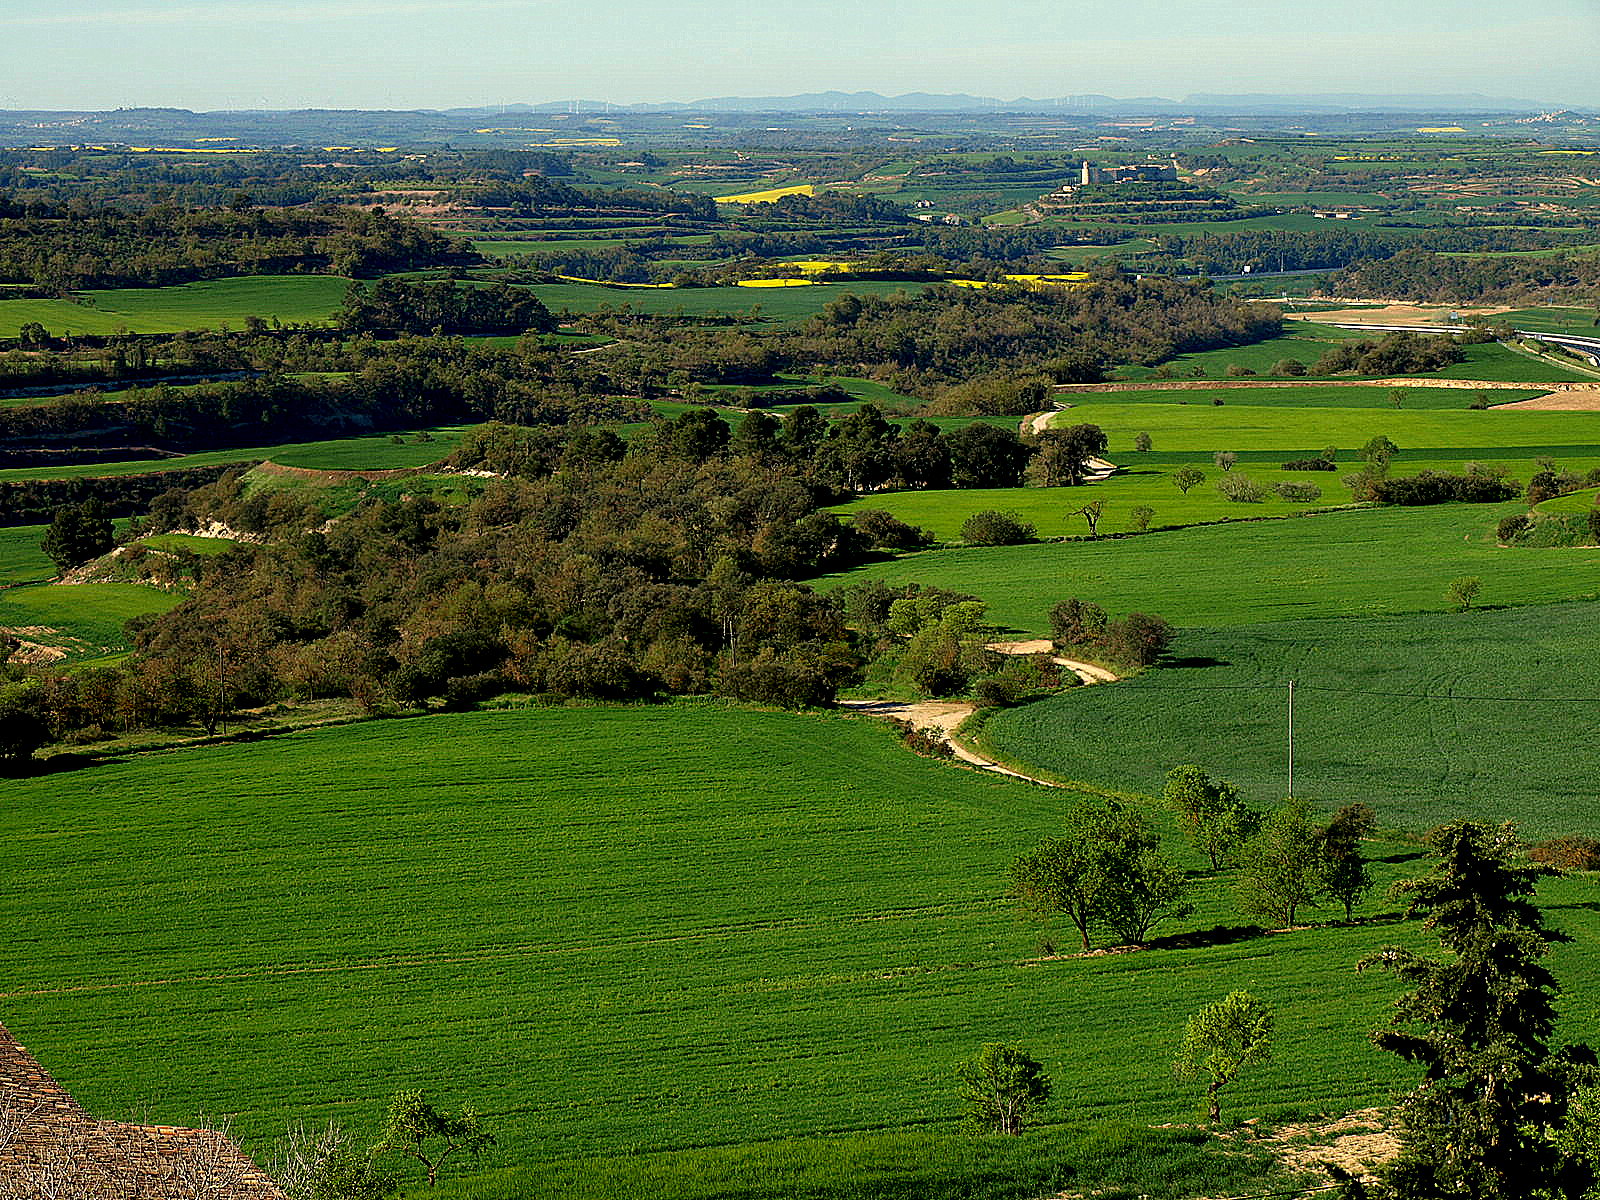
(3, 0, 1597, 113)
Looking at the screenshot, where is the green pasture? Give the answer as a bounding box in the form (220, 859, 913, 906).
(977, 601, 1600, 836)
(831, 473, 1348, 541)
(1500, 307, 1600, 336)
(0, 581, 179, 657)
(0, 523, 53, 586)
(0, 702, 1447, 1179)
(0, 426, 473, 486)
(1540, 486, 1600, 515)
(443, 1122, 1280, 1200)
(10, 703, 1600, 1194)
(820, 504, 1598, 634)
(0, 276, 350, 337)
(1117, 328, 1591, 384)
(523, 280, 922, 323)
(1047, 400, 1600, 457)
(1111, 323, 1367, 381)
(1071, 385, 1547, 412)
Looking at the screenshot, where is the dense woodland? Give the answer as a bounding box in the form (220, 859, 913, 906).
(0, 198, 474, 289)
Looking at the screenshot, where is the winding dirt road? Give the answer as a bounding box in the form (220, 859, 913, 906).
(842, 644, 1120, 784)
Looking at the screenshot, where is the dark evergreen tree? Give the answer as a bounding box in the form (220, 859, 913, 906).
(1359, 821, 1596, 1199)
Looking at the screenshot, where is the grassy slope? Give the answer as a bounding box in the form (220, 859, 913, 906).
(978, 602, 1600, 833)
(1117, 330, 1595, 385)
(0, 523, 53, 585)
(820, 505, 1598, 634)
(0, 426, 468, 485)
(1050, 400, 1600, 458)
(3, 703, 1431, 1175)
(0, 276, 350, 337)
(1070, 385, 1547, 410)
(0, 581, 180, 655)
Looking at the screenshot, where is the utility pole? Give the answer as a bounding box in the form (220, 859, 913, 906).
(1287, 679, 1296, 799)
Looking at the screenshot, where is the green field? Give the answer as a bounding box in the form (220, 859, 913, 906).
(977, 602, 1600, 834)
(0, 704, 1452, 1176)
(0, 275, 350, 337)
(0, 580, 180, 657)
(1048, 400, 1600, 458)
(831, 473, 1349, 540)
(0, 523, 53, 585)
(821, 504, 1599, 634)
(10, 702, 1600, 1196)
(1069, 384, 1548, 411)
(0, 426, 468, 485)
(1118, 326, 1597, 386)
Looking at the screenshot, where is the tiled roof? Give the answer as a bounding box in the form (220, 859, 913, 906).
(0, 1021, 285, 1199)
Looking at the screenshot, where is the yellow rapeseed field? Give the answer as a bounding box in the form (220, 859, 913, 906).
(714, 184, 817, 204)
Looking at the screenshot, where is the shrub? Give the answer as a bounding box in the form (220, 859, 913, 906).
(1530, 835, 1600, 871)
(1497, 513, 1533, 544)
(1270, 358, 1307, 377)
(1050, 598, 1108, 649)
(1527, 468, 1582, 506)
(1445, 576, 1482, 611)
(1274, 482, 1323, 503)
(896, 719, 953, 759)
(974, 675, 1024, 708)
(1364, 471, 1521, 506)
(1282, 457, 1336, 472)
(961, 510, 1036, 545)
(1225, 364, 1256, 378)
(1101, 612, 1173, 667)
(851, 509, 935, 551)
(1590, 507, 1600, 545)
(1216, 473, 1264, 503)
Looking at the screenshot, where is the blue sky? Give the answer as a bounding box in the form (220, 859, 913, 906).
(3, 0, 1597, 111)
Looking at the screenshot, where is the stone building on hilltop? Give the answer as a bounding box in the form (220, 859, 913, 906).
(0, 1021, 283, 1200)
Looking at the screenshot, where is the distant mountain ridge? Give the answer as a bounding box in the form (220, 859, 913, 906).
(452, 90, 1571, 116)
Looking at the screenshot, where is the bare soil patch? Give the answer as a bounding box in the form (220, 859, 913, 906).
(1492, 389, 1600, 410)
(1288, 303, 1512, 325)
(1257, 1107, 1399, 1180)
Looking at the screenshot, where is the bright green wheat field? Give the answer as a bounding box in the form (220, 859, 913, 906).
(822, 504, 1600, 633)
(977, 601, 1600, 833)
(0, 706, 1431, 1167)
(0, 275, 351, 336)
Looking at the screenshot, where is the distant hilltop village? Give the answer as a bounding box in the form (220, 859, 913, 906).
(1077, 156, 1180, 185)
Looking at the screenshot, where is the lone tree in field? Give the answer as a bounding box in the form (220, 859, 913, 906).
(379, 1091, 494, 1188)
(1359, 821, 1595, 1199)
(1072, 500, 1106, 538)
(1163, 765, 1259, 870)
(41, 499, 114, 572)
(1134, 431, 1153, 452)
(1323, 803, 1377, 923)
(1131, 504, 1155, 531)
(1213, 451, 1238, 473)
(1010, 801, 1190, 952)
(1171, 466, 1205, 495)
(1174, 990, 1273, 1124)
(1446, 576, 1482, 612)
(1236, 801, 1327, 927)
(1033, 423, 1108, 487)
(956, 1043, 1051, 1135)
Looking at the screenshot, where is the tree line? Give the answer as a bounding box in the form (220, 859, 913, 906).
(0, 198, 475, 290)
